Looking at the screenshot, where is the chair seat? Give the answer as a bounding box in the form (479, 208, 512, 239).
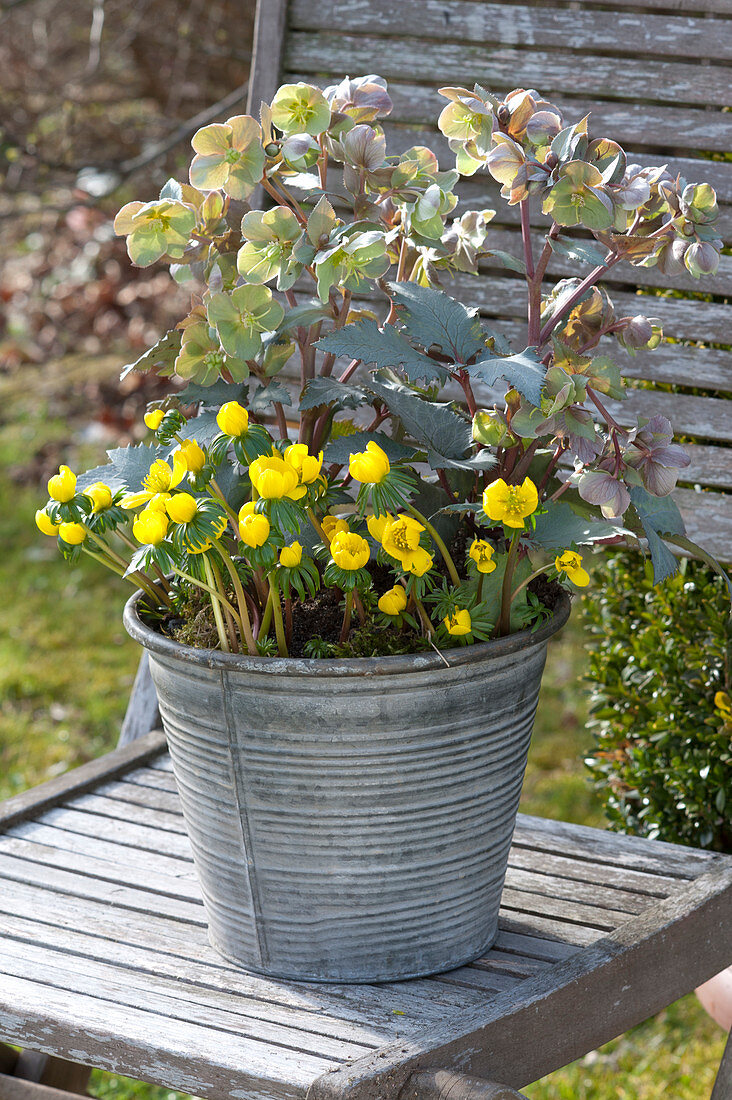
(0, 732, 730, 1100)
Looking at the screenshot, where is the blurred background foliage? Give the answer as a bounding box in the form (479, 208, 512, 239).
(0, 2, 727, 1096)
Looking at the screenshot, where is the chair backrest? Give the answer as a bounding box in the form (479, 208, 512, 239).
(247, 0, 732, 561)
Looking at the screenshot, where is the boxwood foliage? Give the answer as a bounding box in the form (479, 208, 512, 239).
(582, 551, 732, 853)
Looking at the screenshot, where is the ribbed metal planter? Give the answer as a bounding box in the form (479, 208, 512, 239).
(124, 591, 570, 983)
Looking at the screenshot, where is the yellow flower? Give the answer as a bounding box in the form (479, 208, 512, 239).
(482, 477, 538, 528)
(238, 506, 270, 548)
(166, 493, 198, 524)
(47, 465, 77, 503)
(83, 481, 113, 513)
(133, 508, 169, 546)
(378, 586, 407, 616)
(444, 607, 472, 636)
(280, 541, 303, 567)
(216, 401, 249, 437)
(58, 521, 86, 545)
(348, 441, 390, 484)
(285, 443, 323, 487)
(176, 438, 206, 474)
(144, 409, 165, 431)
(402, 546, 434, 576)
(469, 538, 496, 574)
(249, 454, 301, 500)
(121, 455, 187, 508)
(331, 530, 370, 570)
(35, 510, 60, 536)
(714, 691, 732, 717)
(366, 512, 392, 542)
(555, 550, 590, 587)
(382, 514, 424, 564)
(322, 514, 349, 541)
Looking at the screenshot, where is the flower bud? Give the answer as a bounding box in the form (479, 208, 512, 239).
(322, 515, 349, 541)
(58, 521, 86, 545)
(378, 585, 407, 616)
(166, 493, 198, 524)
(144, 409, 165, 431)
(348, 441, 390, 484)
(47, 464, 77, 503)
(284, 443, 323, 485)
(330, 531, 370, 570)
(238, 509, 270, 548)
(279, 541, 303, 568)
(83, 481, 113, 512)
(684, 241, 719, 279)
(35, 510, 60, 536)
(133, 508, 169, 546)
(217, 401, 249, 437)
(177, 438, 206, 474)
(249, 455, 300, 500)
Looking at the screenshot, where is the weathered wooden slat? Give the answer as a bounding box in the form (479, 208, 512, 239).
(496, 912, 601, 947)
(67, 792, 188, 834)
(506, 847, 685, 898)
(25, 806, 192, 859)
(118, 653, 159, 748)
(675, 487, 732, 564)
(0, 942, 374, 1063)
(87, 778, 182, 814)
(290, 1, 732, 65)
(470, 950, 550, 979)
(576, 0, 731, 13)
(0, 1075, 89, 1100)
(307, 862, 732, 1099)
(286, 58, 730, 151)
(611, 390, 732, 444)
(283, 30, 730, 109)
(491, 930, 578, 964)
(0, 732, 168, 833)
(503, 866, 651, 915)
(0, 972, 327, 1100)
(499, 888, 627, 931)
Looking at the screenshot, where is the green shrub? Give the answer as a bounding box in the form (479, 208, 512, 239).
(582, 551, 732, 852)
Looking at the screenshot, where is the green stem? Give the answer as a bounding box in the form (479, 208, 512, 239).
(511, 565, 551, 603)
(307, 507, 329, 545)
(407, 504, 460, 587)
(259, 589, 273, 639)
(210, 556, 238, 652)
(413, 596, 434, 636)
(82, 523, 171, 606)
(202, 555, 231, 653)
(498, 530, 521, 637)
(217, 545, 258, 656)
(269, 574, 288, 657)
(477, 571, 485, 604)
(170, 565, 242, 631)
(339, 590, 353, 644)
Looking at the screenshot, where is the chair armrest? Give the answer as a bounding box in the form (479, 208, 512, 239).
(400, 1069, 528, 1099)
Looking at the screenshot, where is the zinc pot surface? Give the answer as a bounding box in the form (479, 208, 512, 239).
(124, 592, 570, 983)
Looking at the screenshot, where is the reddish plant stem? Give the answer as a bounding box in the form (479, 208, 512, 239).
(338, 357, 361, 384)
(537, 442, 568, 495)
(538, 252, 623, 347)
(260, 177, 306, 225)
(436, 468, 454, 500)
(455, 369, 478, 417)
(272, 400, 289, 440)
(339, 591, 353, 644)
(511, 438, 540, 483)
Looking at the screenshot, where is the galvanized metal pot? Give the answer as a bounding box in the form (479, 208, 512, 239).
(124, 591, 570, 983)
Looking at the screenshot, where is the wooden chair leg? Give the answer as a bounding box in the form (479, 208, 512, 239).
(11, 1052, 91, 1096)
(400, 1069, 529, 1099)
(711, 1029, 731, 1100)
(118, 652, 160, 747)
(0, 1045, 19, 1075)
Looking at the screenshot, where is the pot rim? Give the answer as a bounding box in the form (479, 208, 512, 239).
(124, 587, 571, 678)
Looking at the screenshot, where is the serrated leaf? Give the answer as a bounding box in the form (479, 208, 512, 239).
(178, 380, 248, 406)
(316, 319, 447, 382)
(299, 377, 368, 412)
(365, 377, 471, 468)
(386, 281, 485, 364)
(628, 486, 685, 584)
(77, 444, 160, 494)
(530, 502, 627, 550)
(120, 330, 182, 381)
(324, 431, 417, 465)
(485, 249, 526, 274)
(469, 346, 547, 405)
(550, 236, 610, 268)
(250, 381, 293, 413)
(178, 411, 222, 448)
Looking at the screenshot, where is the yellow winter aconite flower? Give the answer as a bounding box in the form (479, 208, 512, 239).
(166, 493, 198, 524)
(144, 409, 165, 431)
(444, 607, 472, 635)
(468, 538, 496, 574)
(238, 504, 270, 547)
(378, 586, 407, 616)
(348, 441, 390, 484)
(321, 514, 349, 541)
(555, 550, 590, 587)
(121, 455, 187, 508)
(284, 443, 323, 486)
(47, 465, 77, 503)
(133, 508, 169, 546)
(381, 514, 424, 564)
(714, 691, 732, 717)
(280, 541, 303, 567)
(176, 438, 206, 474)
(216, 401, 249, 437)
(249, 454, 301, 500)
(58, 521, 86, 545)
(482, 477, 538, 528)
(83, 481, 113, 513)
(35, 510, 60, 536)
(402, 546, 434, 576)
(366, 512, 392, 542)
(331, 531, 370, 570)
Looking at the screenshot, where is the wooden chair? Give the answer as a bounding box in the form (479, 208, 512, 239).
(2, 0, 731, 1097)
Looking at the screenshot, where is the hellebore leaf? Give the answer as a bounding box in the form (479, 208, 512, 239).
(485, 249, 527, 274)
(628, 486, 685, 584)
(468, 347, 548, 405)
(250, 381, 293, 413)
(76, 444, 160, 494)
(365, 377, 472, 468)
(299, 377, 368, 412)
(120, 329, 182, 381)
(316, 319, 448, 383)
(549, 236, 610, 268)
(324, 431, 417, 465)
(529, 502, 627, 550)
(385, 281, 485, 364)
(178, 380, 248, 406)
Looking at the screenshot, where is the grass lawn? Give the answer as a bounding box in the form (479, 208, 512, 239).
(0, 359, 726, 1099)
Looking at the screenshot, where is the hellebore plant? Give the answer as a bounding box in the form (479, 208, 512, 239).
(37, 76, 725, 657)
